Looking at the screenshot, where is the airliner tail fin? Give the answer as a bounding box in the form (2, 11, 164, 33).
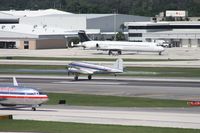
(113, 58, 123, 72)
(13, 77, 18, 86)
(78, 30, 91, 42)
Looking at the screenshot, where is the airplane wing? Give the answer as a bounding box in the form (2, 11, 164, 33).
(97, 45, 122, 51)
(68, 67, 96, 75)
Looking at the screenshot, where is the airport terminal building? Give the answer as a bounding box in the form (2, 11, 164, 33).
(125, 21, 200, 48)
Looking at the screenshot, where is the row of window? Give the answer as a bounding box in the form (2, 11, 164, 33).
(0, 92, 38, 95)
(128, 25, 200, 30)
(128, 33, 142, 37)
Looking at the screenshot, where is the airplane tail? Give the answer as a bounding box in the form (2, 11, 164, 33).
(78, 30, 91, 42)
(13, 77, 18, 86)
(113, 58, 123, 72)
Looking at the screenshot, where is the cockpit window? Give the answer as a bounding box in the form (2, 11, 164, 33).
(39, 92, 46, 95)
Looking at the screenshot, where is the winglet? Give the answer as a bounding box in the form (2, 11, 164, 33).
(13, 77, 18, 86)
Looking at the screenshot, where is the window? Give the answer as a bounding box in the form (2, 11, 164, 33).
(128, 25, 200, 30)
(129, 33, 142, 37)
(24, 41, 29, 49)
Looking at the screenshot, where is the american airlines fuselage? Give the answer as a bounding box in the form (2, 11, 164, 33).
(0, 86, 48, 109)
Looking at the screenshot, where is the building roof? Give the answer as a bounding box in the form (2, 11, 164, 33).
(1, 9, 73, 17)
(0, 23, 100, 39)
(76, 14, 149, 20)
(76, 14, 114, 19)
(0, 24, 69, 36)
(0, 12, 18, 20)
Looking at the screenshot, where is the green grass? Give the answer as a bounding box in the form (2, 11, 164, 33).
(0, 64, 200, 77)
(0, 56, 197, 62)
(0, 64, 65, 69)
(47, 93, 188, 107)
(0, 120, 199, 133)
(124, 67, 200, 77)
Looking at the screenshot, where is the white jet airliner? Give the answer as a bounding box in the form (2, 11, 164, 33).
(68, 58, 123, 80)
(0, 77, 48, 111)
(76, 30, 164, 55)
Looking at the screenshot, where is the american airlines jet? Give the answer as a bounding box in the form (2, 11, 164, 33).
(68, 58, 123, 80)
(76, 30, 164, 55)
(0, 77, 48, 111)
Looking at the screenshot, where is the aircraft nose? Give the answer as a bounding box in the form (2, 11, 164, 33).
(43, 95, 49, 102)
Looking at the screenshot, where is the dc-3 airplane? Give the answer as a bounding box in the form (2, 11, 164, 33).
(0, 77, 48, 111)
(74, 30, 165, 55)
(68, 58, 123, 80)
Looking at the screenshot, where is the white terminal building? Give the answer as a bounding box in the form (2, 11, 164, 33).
(125, 10, 200, 48)
(125, 21, 200, 47)
(0, 9, 149, 49)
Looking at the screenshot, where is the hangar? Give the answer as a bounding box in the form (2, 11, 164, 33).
(0, 23, 71, 49)
(0, 9, 150, 49)
(0, 9, 86, 49)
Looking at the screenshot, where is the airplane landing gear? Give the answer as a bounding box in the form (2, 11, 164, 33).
(74, 75, 79, 81)
(88, 75, 92, 80)
(108, 50, 112, 55)
(118, 50, 122, 55)
(159, 52, 162, 55)
(32, 107, 36, 111)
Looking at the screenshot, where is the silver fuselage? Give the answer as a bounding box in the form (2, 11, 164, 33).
(68, 61, 123, 75)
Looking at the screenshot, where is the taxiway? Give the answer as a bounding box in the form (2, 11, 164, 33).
(1, 105, 200, 129)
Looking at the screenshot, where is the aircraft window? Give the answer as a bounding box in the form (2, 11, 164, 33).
(0, 91, 26, 95)
(10, 92, 25, 95)
(39, 92, 46, 95)
(26, 93, 34, 95)
(0, 92, 9, 94)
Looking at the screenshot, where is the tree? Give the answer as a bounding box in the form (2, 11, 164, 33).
(116, 32, 125, 41)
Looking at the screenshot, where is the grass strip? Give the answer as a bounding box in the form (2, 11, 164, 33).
(0, 120, 199, 133)
(125, 67, 200, 77)
(0, 56, 197, 62)
(0, 65, 200, 77)
(47, 93, 188, 107)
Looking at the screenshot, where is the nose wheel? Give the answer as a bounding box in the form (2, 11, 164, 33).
(88, 75, 92, 80)
(74, 75, 79, 81)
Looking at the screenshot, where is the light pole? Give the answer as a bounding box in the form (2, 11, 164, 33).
(113, 9, 117, 41)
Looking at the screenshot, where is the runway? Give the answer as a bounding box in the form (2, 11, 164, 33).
(1, 105, 200, 129)
(0, 76, 200, 100)
(1, 76, 200, 129)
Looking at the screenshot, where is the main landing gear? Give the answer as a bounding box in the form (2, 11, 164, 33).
(74, 75, 92, 80)
(108, 50, 122, 55)
(31, 106, 36, 111)
(88, 75, 92, 80)
(74, 75, 79, 81)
